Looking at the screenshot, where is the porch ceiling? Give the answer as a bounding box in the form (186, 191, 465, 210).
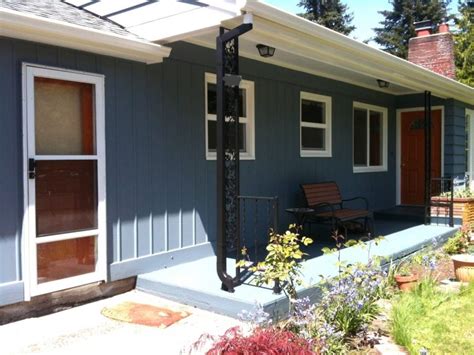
(186, 25, 415, 96)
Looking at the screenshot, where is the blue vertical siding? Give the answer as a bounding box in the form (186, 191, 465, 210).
(1, 37, 471, 307)
(444, 100, 468, 177)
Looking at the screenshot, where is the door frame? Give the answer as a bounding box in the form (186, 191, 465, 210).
(396, 106, 444, 205)
(21, 63, 107, 299)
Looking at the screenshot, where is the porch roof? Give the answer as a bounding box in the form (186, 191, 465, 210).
(0, 5, 171, 64)
(193, 1, 474, 104)
(67, 0, 473, 102)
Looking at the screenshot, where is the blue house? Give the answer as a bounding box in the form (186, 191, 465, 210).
(1, 0, 473, 314)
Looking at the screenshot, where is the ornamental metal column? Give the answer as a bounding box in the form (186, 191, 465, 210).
(216, 22, 252, 292)
(424, 90, 432, 225)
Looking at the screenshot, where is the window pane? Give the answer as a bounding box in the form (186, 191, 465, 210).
(208, 83, 217, 115)
(208, 120, 217, 151)
(35, 77, 95, 155)
(369, 111, 383, 166)
(208, 121, 246, 152)
(354, 108, 367, 166)
(37, 236, 96, 284)
(207, 83, 246, 117)
(301, 99, 325, 124)
(302, 127, 325, 150)
(36, 160, 98, 237)
(239, 88, 246, 118)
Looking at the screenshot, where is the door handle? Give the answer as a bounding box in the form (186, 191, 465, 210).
(28, 158, 36, 179)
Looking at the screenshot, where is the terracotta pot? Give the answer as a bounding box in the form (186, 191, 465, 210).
(452, 254, 474, 282)
(395, 274, 419, 292)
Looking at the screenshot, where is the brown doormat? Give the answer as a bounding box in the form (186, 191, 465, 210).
(101, 301, 190, 328)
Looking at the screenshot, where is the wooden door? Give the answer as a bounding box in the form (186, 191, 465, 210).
(401, 109, 442, 205)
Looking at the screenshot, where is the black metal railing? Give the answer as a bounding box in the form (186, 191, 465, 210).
(427, 177, 454, 227)
(238, 195, 280, 292)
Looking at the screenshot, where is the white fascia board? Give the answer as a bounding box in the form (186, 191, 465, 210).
(0, 8, 171, 64)
(241, 0, 474, 105)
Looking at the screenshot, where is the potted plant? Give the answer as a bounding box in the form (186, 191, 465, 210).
(431, 188, 474, 225)
(452, 253, 474, 282)
(394, 263, 419, 292)
(444, 226, 474, 282)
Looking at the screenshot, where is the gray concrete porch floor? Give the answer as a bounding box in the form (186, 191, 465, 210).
(137, 221, 458, 319)
(1, 290, 241, 355)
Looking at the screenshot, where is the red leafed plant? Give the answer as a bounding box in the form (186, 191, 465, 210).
(204, 326, 318, 355)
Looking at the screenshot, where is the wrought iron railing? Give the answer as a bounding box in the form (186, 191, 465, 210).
(238, 195, 280, 292)
(427, 177, 454, 227)
(216, 195, 279, 293)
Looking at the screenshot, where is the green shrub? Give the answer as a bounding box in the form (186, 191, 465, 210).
(238, 225, 313, 301)
(444, 226, 471, 255)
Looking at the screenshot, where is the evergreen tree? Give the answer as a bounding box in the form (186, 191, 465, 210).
(298, 0, 355, 35)
(373, 0, 451, 58)
(454, 1, 474, 87)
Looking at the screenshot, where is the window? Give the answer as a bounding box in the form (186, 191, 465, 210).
(300, 92, 332, 157)
(205, 73, 255, 160)
(353, 102, 388, 173)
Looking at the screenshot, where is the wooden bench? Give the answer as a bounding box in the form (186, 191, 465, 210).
(300, 182, 373, 235)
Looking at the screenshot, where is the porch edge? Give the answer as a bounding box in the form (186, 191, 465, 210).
(109, 242, 215, 281)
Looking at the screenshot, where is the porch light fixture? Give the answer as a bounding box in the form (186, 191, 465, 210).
(377, 79, 390, 89)
(256, 44, 275, 58)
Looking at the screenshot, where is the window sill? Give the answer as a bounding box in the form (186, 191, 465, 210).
(206, 154, 255, 161)
(353, 166, 387, 173)
(300, 150, 332, 158)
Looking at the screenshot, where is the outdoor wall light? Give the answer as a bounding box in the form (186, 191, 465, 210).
(377, 79, 390, 88)
(256, 44, 275, 58)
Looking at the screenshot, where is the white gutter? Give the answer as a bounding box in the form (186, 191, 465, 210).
(242, 0, 474, 105)
(0, 8, 171, 64)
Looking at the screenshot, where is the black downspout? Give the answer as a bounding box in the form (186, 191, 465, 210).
(216, 23, 252, 293)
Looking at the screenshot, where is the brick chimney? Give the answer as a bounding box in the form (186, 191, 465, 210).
(408, 20, 456, 79)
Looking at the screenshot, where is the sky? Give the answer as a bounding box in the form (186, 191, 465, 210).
(264, 0, 396, 44)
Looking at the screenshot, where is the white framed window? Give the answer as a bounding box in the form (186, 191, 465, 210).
(205, 72, 255, 160)
(353, 102, 388, 173)
(300, 92, 332, 157)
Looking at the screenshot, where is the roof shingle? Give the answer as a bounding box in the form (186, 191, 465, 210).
(1, 0, 141, 39)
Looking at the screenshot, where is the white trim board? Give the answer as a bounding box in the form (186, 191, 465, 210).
(22, 63, 107, 298)
(396, 106, 445, 205)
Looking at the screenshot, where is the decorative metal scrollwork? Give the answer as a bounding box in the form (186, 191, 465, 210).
(216, 23, 252, 292)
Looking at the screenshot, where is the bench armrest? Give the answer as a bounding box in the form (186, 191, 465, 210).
(309, 202, 336, 214)
(341, 196, 369, 210)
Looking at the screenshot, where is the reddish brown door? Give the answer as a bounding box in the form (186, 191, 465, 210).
(401, 110, 442, 205)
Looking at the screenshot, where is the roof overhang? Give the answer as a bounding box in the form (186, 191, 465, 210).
(240, 1, 474, 104)
(176, 0, 474, 104)
(0, 7, 171, 64)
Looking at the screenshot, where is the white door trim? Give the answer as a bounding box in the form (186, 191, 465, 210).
(396, 106, 445, 205)
(21, 63, 107, 299)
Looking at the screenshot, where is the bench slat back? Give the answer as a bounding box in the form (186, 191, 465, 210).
(301, 182, 342, 207)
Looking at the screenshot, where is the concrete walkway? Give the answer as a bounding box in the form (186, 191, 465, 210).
(0, 290, 241, 355)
